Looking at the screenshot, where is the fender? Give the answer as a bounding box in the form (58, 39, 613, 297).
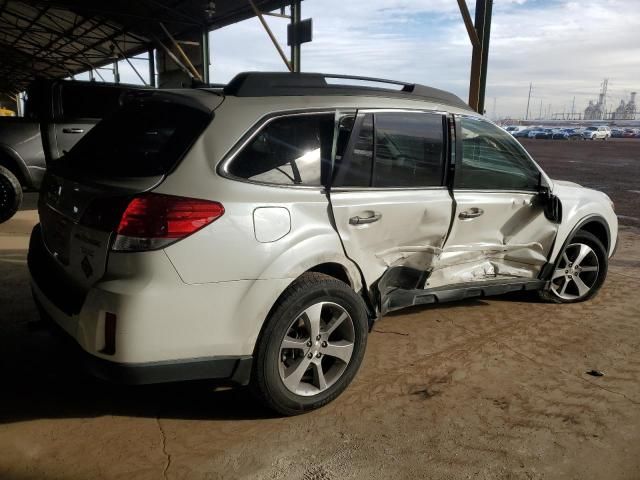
(539, 214, 610, 281)
(0, 144, 32, 187)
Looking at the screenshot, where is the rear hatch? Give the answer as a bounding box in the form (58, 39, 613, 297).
(30, 91, 220, 314)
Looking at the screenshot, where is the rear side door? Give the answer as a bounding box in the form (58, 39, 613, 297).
(329, 110, 453, 292)
(429, 115, 558, 288)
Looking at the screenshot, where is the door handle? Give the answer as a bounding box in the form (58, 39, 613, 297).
(62, 128, 84, 134)
(458, 207, 484, 220)
(349, 212, 382, 225)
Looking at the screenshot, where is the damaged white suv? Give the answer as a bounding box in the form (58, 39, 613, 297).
(29, 72, 617, 415)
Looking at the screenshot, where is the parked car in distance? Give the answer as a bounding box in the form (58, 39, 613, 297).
(513, 129, 534, 138)
(535, 128, 555, 139)
(28, 72, 618, 415)
(503, 125, 527, 134)
(0, 79, 143, 223)
(622, 128, 639, 138)
(611, 128, 625, 138)
(582, 125, 611, 140)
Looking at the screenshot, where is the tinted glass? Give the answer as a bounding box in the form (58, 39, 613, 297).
(455, 116, 540, 191)
(61, 84, 129, 119)
(229, 113, 334, 186)
(62, 101, 211, 177)
(373, 112, 444, 187)
(333, 114, 374, 187)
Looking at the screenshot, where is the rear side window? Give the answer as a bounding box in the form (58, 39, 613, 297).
(333, 111, 445, 188)
(62, 101, 211, 177)
(228, 113, 335, 186)
(374, 112, 444, 188)
(61, 84, 129, 119)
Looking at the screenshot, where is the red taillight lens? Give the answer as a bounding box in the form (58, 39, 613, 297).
(113, 193, 224, 251)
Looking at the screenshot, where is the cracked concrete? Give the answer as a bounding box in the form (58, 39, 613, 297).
(156, 417, 171, 480)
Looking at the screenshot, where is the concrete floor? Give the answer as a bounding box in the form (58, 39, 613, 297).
(2, 152, 640, 479)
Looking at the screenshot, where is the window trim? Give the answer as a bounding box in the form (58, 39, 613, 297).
(330, 108, 450, 191)
(452, 113, 550, 193)
(217, 108, 339, 190)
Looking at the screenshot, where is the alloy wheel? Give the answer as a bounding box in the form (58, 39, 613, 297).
(550, 243, 600, 300)
(278, 302, 355, 396)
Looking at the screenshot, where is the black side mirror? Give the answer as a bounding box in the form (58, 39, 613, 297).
(539, 185, 562, 223)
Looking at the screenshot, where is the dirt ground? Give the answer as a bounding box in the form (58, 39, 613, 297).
(1, 140, 640, 480)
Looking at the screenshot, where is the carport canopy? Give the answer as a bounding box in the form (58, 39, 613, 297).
(0, 0, 293, 97)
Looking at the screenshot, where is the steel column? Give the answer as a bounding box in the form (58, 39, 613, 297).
(149, 48, 156, 87)
(290, 0, 301, 72)
(464, 0, 492, 114)
(202, 28, 210, 83)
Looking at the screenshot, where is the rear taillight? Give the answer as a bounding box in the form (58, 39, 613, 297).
(112, 193, 224, 252)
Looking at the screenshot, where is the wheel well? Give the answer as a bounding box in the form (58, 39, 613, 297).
(307, 262, 351, 286)
(579, 221, 609, 251)
(0, 152, 25, 185)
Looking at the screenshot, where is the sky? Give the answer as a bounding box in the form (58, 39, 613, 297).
(81, 0, 640, 120)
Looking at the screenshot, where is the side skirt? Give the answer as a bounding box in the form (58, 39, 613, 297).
(382, 279, 547, 314)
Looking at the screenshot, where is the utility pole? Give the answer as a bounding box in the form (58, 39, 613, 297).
(538, 99, 543, 120)
(525, 82, 532, 120)
(571, 96, 575, 120)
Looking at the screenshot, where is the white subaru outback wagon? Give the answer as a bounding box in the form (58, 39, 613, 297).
(29, 72, 617, 415)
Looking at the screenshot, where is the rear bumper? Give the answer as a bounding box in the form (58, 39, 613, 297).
(33, 292, 253, 386)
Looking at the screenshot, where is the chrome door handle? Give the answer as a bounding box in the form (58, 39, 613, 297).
(458, 207, 484, 219)
(349, 212, 382, 225)
(62, 128, 84, 134)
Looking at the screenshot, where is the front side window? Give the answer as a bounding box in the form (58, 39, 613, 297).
(228, 113, 334, 186)
(333, 111, 445, 188)
(455, 116, 540, 191)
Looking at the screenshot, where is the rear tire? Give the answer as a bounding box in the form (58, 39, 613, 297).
(0, 165, 22, 224)
(251, 272, 369, 416)
(539, 231, 607, 304)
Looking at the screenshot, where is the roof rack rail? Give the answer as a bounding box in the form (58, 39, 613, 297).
(222, 72, 470, 110)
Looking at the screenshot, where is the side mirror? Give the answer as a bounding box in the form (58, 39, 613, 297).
(538, 185, 562, 223)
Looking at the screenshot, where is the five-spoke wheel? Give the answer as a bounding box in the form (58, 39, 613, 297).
(542, 230, 607, 303)
(251, 272, 368, 415)
(279, 302, 355, 396)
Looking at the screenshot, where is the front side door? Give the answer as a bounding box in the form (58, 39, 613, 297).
(428, 115, 558, 289)
(329, 110, 453, 291)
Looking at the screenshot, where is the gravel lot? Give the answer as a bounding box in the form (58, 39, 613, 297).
(1, 139, 639, 480)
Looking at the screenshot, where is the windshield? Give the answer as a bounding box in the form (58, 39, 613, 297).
(61, 101, 211, 178)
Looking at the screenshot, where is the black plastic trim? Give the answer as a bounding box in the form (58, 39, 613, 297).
(382, 279, 546, 314)
(83, 353, 253, 386)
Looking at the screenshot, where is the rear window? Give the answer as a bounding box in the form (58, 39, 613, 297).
(60, 84, 130, 119)
(62, 101, 211, 177)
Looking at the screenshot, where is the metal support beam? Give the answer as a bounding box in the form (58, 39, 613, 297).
(149, 48, 156, 87)
(476, 0, 493, 115)
(290, 0, 301, 72)
(201, 28, 210, 83)
(113, 58, 120, 83)
(158, 22, 203, 81)
(463, 0, 493, 113)
(248, 0, 292, 71)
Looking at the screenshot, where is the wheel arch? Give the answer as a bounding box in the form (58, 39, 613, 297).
(540, 214, 610, 281)
(0, 145, 29, 186)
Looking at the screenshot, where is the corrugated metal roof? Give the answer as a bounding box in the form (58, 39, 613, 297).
(0, 0, 291, 96)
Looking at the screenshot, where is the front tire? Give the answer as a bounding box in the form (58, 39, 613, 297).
(540, 231, 608, 303)
(0, 165, 23, 224)
(251, 273, 369, 416)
